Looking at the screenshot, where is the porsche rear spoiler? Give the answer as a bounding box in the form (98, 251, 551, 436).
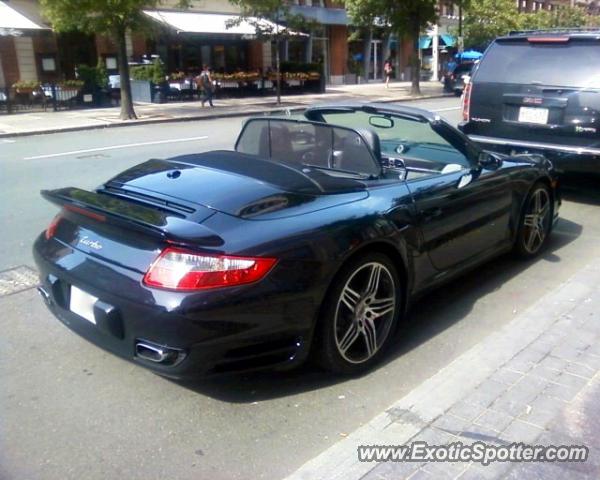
(41, 187, 224, 247)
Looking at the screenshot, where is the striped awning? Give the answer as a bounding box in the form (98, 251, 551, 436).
(143, 10, 305, 37)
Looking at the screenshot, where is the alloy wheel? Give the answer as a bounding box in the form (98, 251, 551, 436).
(334, 262, 397, 364)
(522, 187, 551, 254)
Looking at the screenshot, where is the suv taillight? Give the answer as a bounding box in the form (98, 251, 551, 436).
(143, 247, 277, 291)
(462, 82, 472, 122)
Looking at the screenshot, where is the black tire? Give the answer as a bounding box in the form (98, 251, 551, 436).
(514, 182, 553, 258)
(314, 253, 403, 375)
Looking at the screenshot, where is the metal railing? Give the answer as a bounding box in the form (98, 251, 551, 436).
(0, 77, 325, 114)
(0, 84, 114, 114)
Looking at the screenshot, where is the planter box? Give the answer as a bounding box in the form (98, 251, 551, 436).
(344, 74, 357, 84)
(130, 80, 153, 103)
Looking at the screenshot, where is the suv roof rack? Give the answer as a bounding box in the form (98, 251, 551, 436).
(508, 28, 600, 36)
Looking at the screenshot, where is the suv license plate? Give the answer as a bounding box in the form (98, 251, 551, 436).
(70, 285, 98, 324)
(518, 106, 549, 124)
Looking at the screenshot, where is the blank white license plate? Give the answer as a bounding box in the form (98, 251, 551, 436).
(70, 286, 98, 324)
(518, 106, 549, 124)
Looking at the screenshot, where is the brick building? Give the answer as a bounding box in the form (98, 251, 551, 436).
(0, 0, 353, 88)
(0, 0, 50, 89)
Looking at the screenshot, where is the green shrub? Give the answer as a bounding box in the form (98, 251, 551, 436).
(77, 61, 109, 90)
(131, 58, 167, 84)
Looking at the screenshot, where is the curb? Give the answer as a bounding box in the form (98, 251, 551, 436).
(0, 93, 451, 139)
(284, 259, 600, 480)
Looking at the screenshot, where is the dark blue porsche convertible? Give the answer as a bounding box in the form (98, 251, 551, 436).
(33, 103, 560, 377)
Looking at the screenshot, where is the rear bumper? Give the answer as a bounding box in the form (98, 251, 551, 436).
(459, 127, 600, 173)
(33, 235, 317, 378)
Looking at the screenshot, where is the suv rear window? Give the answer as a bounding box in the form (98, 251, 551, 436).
(474, 39, 600, 88)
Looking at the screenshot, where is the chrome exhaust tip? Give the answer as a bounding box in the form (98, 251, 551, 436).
(135, 340, 185, 366)
(37, 285, 52, 305)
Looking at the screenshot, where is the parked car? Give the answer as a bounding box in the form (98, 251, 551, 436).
(459, 29, 600, 174)
(443, 62, 474, 96)
(34, 103, 560, 378)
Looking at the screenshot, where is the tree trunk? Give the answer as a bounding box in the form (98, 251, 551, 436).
(411, 20, 421, 96)
(116, 26, 136, 120)
(275, 37, 281, 106)
(362, 28, 373, 82)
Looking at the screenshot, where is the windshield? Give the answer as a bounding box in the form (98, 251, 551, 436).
(475, 40, 600, 88)
(453, 64, 473, 75)
(235, 118, 381, 178)
(319, 110, 471, 169)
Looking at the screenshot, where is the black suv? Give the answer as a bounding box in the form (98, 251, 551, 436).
(443, 62, 474, 96)
(459, 29, 600, 174)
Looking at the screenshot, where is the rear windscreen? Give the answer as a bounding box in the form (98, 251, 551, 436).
(474, 40, 600, 88)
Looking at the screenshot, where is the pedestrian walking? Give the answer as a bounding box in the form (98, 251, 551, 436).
(197, 64, 214, 108)
(383, 58, 393, 88)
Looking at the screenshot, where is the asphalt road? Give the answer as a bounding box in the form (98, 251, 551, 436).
(2, 96, 600, 480)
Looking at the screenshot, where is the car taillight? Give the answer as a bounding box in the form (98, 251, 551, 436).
(45, 214, 62, 240)
(143, 247, 277, 291)
(462, 82, 472, 121)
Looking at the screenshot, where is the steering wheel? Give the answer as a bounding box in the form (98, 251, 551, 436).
(301, 151, 316, 163)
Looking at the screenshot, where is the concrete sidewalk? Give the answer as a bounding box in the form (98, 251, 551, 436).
(0, 81, 449, 138)
(287, 258, 600, 480)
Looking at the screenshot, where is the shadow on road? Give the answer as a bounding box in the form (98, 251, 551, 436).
(561, 175, 600, 207)
(176, 217, 582, 403)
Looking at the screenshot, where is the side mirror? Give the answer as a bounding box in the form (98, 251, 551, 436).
(478, 151, 502, 169)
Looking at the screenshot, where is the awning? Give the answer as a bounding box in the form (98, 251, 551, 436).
(440, 34, 456, 47)
(143, 10, 303, 36)
(0, 1, 47, 32)
(455, 50, 483, 60)
(419, 34, 457, 49)
(419, 36, 432, 49)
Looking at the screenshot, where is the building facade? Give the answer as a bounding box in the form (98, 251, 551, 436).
(1, 0, 596, 91)
(0, 0, 351, 88)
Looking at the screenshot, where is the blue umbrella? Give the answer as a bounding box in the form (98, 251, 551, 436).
(455, 50, 483, 60)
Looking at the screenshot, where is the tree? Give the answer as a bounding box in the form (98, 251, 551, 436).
(462, 0, 522, 49)
(345, 0, 384, 83)
(452, 0, 472, 45)
(522, 5, 600, 30)
(385, 0, 437, 95)
(229, 0, 311, 105)
(463, 0, 600, 50)
(40, 0, 188, 120)
(345, 0, 437, 95)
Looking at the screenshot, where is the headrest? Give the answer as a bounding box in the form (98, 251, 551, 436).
(354, 128, 381, 161)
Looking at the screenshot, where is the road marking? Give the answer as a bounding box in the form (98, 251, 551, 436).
(23, 136, 209, 160)
(1, 139, 16, 144)
(432, 106, 461, 112)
